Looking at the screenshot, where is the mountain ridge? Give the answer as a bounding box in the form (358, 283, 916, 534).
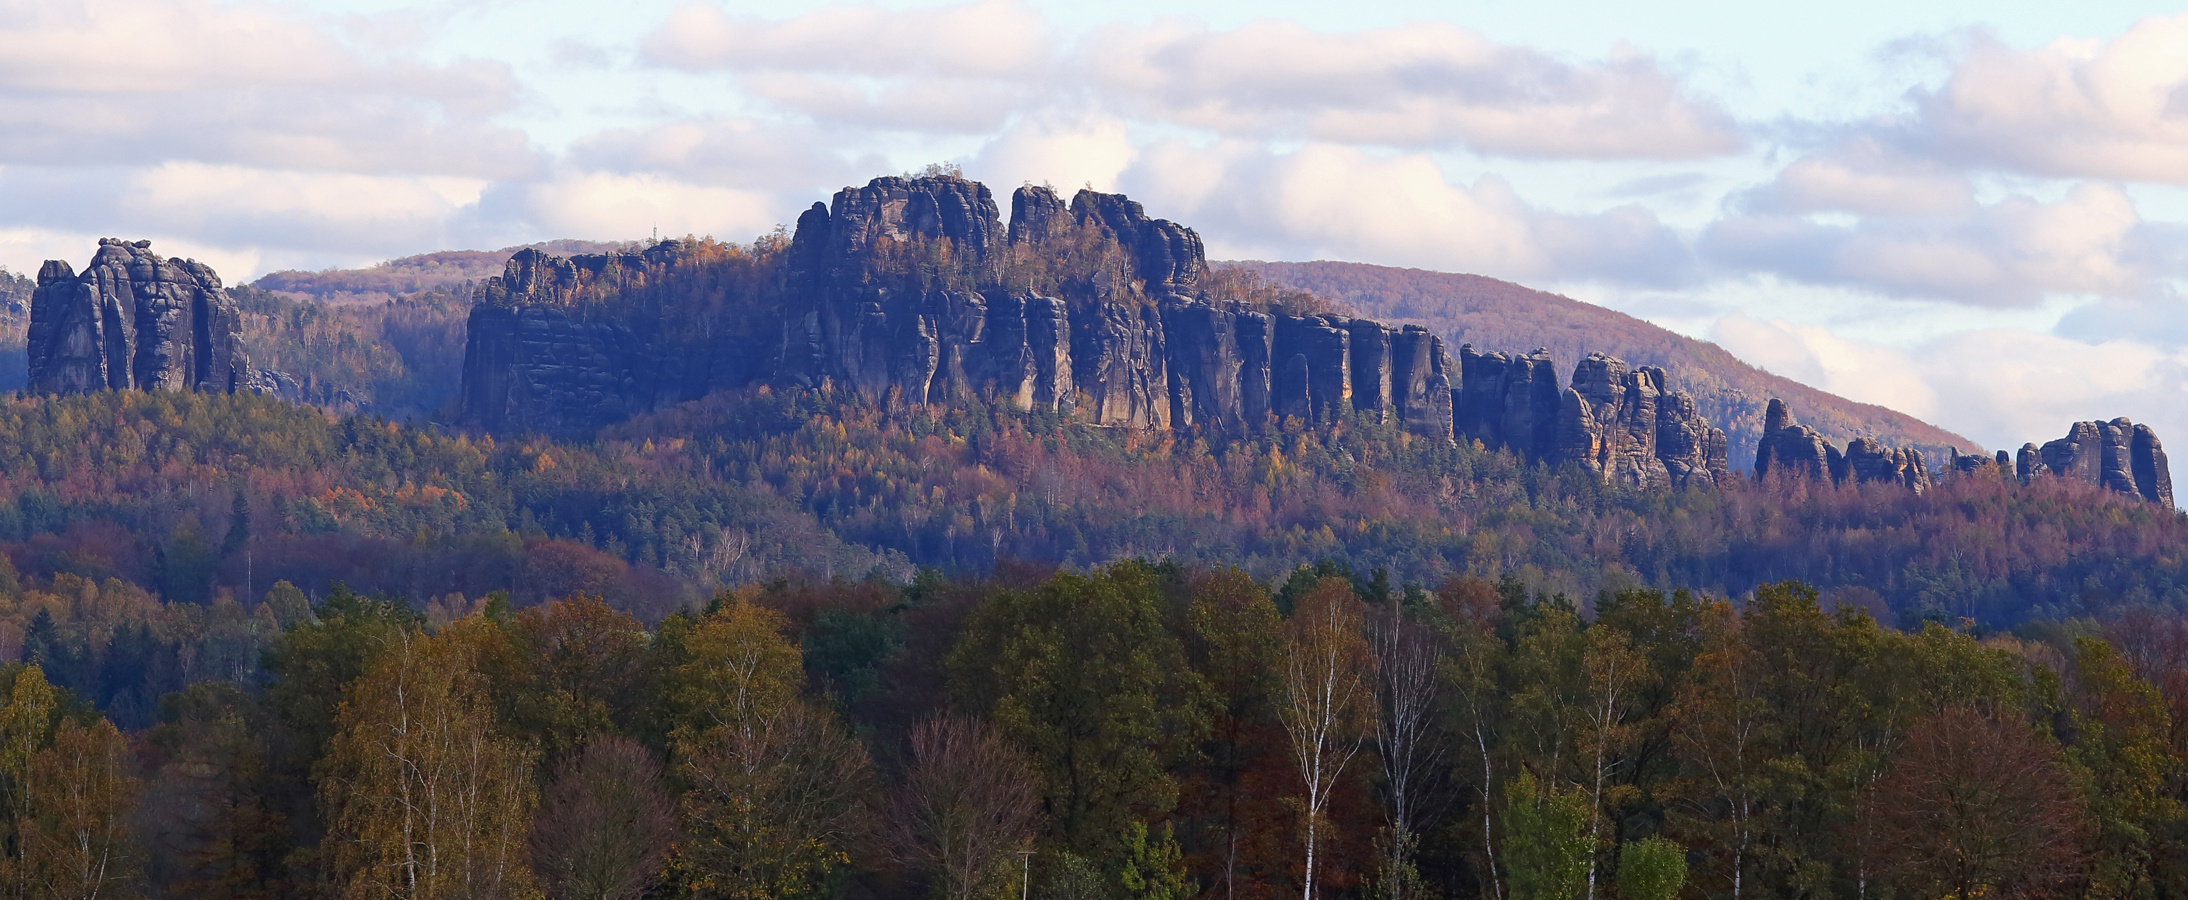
(1225, 260, 1978, 469)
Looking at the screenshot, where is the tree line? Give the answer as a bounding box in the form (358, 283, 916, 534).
(8, 561, 2186, 900)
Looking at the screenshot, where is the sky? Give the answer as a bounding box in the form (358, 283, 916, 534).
(1, 0, 2185, 454)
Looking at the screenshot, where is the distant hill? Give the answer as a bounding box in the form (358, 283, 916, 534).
(1226, 260, 1977, 469)
(253, 240, 631, 303)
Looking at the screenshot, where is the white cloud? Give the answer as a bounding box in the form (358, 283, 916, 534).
(1704, 182, 2154, 306)
(1911, 15, 2188, 183)
(568, 118, 876, 190)
(1114, 142, 1695, 287)
(1709, 312, 2188, 454)
(1756, 139, 1974, 217)
(968, 113, 1136, 195)
(1710, 314, 1939, 419)
(500, 170, 783, 245)
(642, 0, 1049, 78)
(0, 0, 531, 177)
(1085, 19, 1742, 160)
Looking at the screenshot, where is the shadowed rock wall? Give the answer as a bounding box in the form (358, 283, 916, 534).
(458, 174, 1730, 489)
(27, 238, 249, 395)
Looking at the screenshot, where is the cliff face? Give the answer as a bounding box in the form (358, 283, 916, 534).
(1756, 400, 1931, 491)
(2017, 418, 2173, 506)
(458, 174, 1728, 488)
(27, 238, 249, 395)
(1755, 400, 2177, 506)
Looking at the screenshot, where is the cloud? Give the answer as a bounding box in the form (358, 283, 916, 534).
(642, 0, 1049, 78)
(1710, 313, 2188, 453)
(567, 118, 878, 191)
(0, 0, 532, 178)
(1905, 15, 2188, 183)
(1086, 19, 1743, 160)
(1114, 142, 1696, 287)
(1710, 314, 1940, 419)
(483, 169, 785, 246)
(1749, 138, 1973, 217)
(967, 113, 1136, 195)
(1703, 182, 2154, 307)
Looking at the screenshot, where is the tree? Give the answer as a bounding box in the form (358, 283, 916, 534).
(530, 735, 676, 900)
(1576, 626, 1651, 900)
(1664, 601, 1767, 900)
(1615, 839, 1685, 900)
(1367, 595, 1442, 900)
(22, 717, 142, 900)
(1119, 821, 1190, 900)
(1869, 705, 2085, 900)
(318, 623, 539, 900)
(1179, 568, 1283, 900)
(2063, 636, 2181, 899)
(1436, 576, 1509, 900)
(890, 715, 1041, 900)
(947, 564, 1211, 855)
(1503, 771, 1591, 900)
(1277, 578, 1376, 900)
(672, 597, 874, 900)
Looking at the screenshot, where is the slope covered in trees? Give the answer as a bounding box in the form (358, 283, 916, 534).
(1225, 261, 1975, 468)
(8, 563, 2188, 900)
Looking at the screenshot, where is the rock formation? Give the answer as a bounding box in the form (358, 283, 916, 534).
(1755, 400, 1930, 491)
(2016, 418, 2172, 506)
(458, 174, 1729, 488)
(27, 238, 249, 394)
(1756, 400, 2175, 505)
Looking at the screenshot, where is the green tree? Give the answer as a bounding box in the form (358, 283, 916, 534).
(948, 563, 1212, 856)
(1504, 771, 1592, 900)
(1615, 839, 1685, 900)
(1118, 822, 1190, 900)
(671, 596, 875, 900)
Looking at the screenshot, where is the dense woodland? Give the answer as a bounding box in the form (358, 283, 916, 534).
(5, 561, 2188, 900)
(0, 235, 2182, 899)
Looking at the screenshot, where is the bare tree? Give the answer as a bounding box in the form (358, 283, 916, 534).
(1578, 628, 1650, 900)
(1368, 600, 1443, 900)
(1870, 705, 2086, 900)
(889, 715, 1042, 900)
(1437, 578, 1508, 900)
(1279, 579, 1377, 900)
(530, 736, 676, 900)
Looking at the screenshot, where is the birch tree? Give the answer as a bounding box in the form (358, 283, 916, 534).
(1367, 598, 1442, 900)
(1278, 578, 1376, 900)
(319, 624, 539, 900)
(1435, 577, 1508, 900)
(24, 718, 141, 900)
(1666, 602, 1768, 900)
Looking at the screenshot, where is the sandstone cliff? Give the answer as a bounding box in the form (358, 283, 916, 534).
(1755, 400, 1931, 491)
(27, 238, 250, 394)
(1755, 399, 2175, 505)
(2016, 418, 2173, 506)
(459, 174, 1728, 489)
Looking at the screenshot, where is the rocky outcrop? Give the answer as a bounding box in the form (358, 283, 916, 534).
(27, 238, 249, 395)
(1755, 401, 2180, 506)
(2018, 418, 2172, 505)
(457, 173, 1731, 489)
(1755, 400, 1930, 490)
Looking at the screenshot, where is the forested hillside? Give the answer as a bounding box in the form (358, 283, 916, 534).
(6, 561, 2185, 899)
(1228, 261, 1975, 467)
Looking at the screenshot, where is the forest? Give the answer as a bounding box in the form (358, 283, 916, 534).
(5, 560, 2186, 900)
(0, 350, 2179, 899)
